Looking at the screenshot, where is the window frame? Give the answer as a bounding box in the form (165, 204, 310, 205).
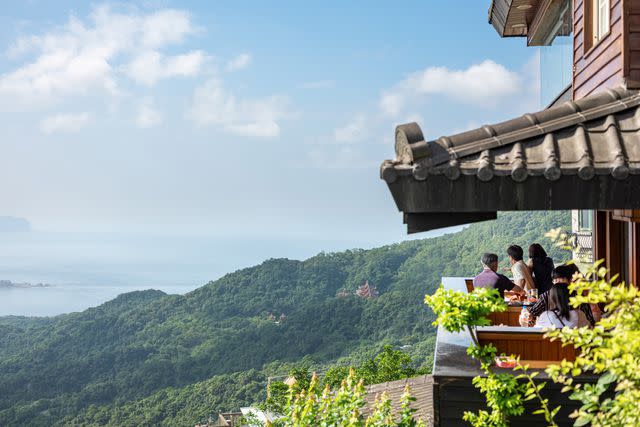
(584, 0, 611, 54)
(578, 210, 593, 232)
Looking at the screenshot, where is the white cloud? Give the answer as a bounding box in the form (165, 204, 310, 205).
(334, 114, 368, 143)
(139, 9, 197, 48)
(187, 78, 290, 137)
(380, 60, 522, 116)
(40, 112, 91, 134)
(0, 5, 201, 110)
(135, 97, 162, 128)
(125, 50, 205, 86)
(226, 53, 251, 72)
(299, 80, 335, 89)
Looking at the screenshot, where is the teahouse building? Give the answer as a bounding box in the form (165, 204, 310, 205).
(380, 1, 640, 425)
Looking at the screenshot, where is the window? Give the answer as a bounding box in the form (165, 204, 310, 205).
(586, 0, 610, 51)
(578, 210, 593, 231)
(596, 0, 610, 40)
(539, 0, 573, 107)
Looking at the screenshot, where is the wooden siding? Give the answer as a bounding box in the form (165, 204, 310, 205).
(573, 0, 625, 99)
(625, 0, 640, 87)
(489, 0, 540, 37)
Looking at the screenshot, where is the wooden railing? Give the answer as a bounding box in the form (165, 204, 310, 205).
(487, 307, 522, 327)
(477, 327, 576, 368)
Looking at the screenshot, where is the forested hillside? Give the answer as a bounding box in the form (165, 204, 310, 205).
(0, 211, 570, 426)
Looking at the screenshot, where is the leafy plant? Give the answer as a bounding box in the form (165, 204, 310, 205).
(267, 346, 425, 416)
(424, 285, 506, 346)
(545, 261, 640, 427)
(274, 369, 426, 427)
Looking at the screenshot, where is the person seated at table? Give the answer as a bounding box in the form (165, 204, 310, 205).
(507, 245, 536, 291)
(534, 282, 589, 328)
(527, 243, 554, 295)
(473, 253, 524, 297)
(524, 264, 595, 327)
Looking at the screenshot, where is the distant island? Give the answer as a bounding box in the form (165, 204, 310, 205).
(0, 216, 31, 232)
(0, 280, 51, 289)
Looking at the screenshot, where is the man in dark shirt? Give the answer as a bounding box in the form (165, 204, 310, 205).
(473, 253, 525, 297)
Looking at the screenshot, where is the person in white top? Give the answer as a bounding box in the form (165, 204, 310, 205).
(535, 284, 589, 328)
(507, 245, 536, 291)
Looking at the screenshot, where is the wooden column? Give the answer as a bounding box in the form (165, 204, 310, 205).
(630, 222, 640, 286)
(594, 210, 625, 283)
(594, 210, 608, 263)
(596, 210, 640, 286)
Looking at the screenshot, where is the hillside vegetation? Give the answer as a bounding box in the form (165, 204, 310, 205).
(0, 211, 570, 426)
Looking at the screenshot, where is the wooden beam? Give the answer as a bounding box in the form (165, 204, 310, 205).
(528, 0, 570, 46)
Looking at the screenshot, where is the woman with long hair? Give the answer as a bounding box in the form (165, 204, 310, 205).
(535, 276, 589, 328)
(527, 243, 554, 294)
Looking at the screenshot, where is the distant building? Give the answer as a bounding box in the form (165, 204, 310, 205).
(336, 288, 351, 297)
(279, 313, 286, 323)
(267, 313, 276, 322)
(356, 281, 379, 298)
(355, 281, 379, 298)
(240, 407, 279, 425)
(283, 376, 297, 387)
(195, 411, 242, 427)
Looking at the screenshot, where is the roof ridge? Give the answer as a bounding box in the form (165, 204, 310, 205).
(392, 87, 640, 169)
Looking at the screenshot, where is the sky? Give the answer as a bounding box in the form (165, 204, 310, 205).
(0, 1, 541, 244)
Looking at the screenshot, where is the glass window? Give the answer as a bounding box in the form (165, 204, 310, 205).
(578, 210, 593, 231)
(539, 0, 573, 107)
(592, 0, 610, 45)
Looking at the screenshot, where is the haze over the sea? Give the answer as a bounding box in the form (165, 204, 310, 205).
(0, 217, 462, 316)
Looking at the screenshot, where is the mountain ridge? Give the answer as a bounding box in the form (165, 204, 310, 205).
(0, 211, 571, 426)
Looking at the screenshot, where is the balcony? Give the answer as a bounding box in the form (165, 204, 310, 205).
(431, 277, 599, 427)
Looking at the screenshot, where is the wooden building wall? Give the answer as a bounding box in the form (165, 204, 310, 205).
(624, 0, 640, 87)
(433, 376, 595, 427)
(573, 0, 624, 99)
(573, 0, 640, 98)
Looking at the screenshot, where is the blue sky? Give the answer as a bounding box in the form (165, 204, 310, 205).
(0, 1, 541, 245)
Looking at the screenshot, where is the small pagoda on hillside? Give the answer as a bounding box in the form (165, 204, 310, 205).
(355, 281, 379, 299)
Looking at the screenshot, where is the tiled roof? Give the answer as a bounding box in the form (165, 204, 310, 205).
(363, 375, 433, 426)
(382, 87, 640, 183)
(380, 87, 640, 233)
